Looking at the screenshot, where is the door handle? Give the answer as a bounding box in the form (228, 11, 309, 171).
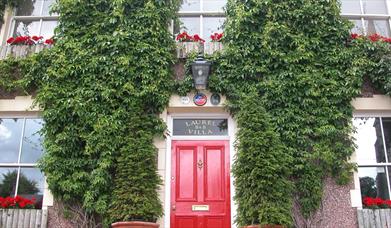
(172, 204, 176, 211)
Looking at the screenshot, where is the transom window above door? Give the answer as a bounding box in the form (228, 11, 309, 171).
(340, 0, 391, 36)
(174, 0, 227, 42)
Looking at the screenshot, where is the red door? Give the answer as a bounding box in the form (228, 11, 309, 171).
(171, 140, 231, 228)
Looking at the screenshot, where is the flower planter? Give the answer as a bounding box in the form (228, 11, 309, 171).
(204, 42, 223, 55)
(242, 225, 285, 228)
(111, 221, 159, 228)
(176, 42, 202, 58)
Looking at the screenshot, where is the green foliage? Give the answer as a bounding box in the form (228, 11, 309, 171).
(210, 0, 363, 222)
(0, 57, 34, 93)
(0, 171, 39, 197)
(23, 0, 180, 224)
(0, 0, 19, 23)
(232, 92, 293, 226)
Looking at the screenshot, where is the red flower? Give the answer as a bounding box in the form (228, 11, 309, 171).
(31, 35, 43, 41)
(351, 33, 360, 39)
(176, 31, 192, 42)
(6, 37, 14, 44)
(369, 33, 382, 42)
(192, 34, 205, 43)
(211, 32, 223, 42)
(44, 38, 54, 45)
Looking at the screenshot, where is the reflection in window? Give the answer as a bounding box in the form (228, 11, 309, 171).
(11, 0, 58, 39)
(353, 117, 385, 163)
(176, 17, 200, 35)
(0, 119, 23, 163)
(21, 119, 44, 163)
(0, 168, 18, 197)
(177, 0, 226, 41)
(203, 17, 225, 41)
(354, 116, 391, 202)
(0, 118, 45, 209)
(365, 19, 390, 37)
(382, 118, 391, 162)
(359, 167, 390, 199)
(180, 0, 200, 11)
(361, 0, 388, 14)
(340, 0, 391, 36)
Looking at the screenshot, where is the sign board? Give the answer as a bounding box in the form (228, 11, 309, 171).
(173, 119, 228, 136)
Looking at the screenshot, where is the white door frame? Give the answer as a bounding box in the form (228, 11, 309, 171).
(164, 112, 237, 228)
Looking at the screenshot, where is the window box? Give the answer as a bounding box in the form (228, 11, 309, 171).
(176, 42, 202, 58)
(357, 208, 391, 228)
(0, 208, 48, 228)
(0, 44, 52, 60)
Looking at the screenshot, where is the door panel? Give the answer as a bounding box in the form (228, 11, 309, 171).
(171, 141, 230, 228)
(177, 146, 198, 201)
(175, 216, 198, 228)
(204, 147, 225, 201)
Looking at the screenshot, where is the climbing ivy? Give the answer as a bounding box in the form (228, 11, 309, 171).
(2, 0, 391, 226)
(208, 0, 364, 225)
(23, 0, 180, 225)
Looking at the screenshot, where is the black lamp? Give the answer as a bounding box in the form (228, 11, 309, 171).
(190, 55, 212, 90)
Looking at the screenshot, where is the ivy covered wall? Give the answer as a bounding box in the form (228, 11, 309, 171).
(2, 0, 391, 227)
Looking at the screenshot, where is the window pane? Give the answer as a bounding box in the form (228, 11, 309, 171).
(16, 0, 43, 16)
(21, 119, 44, 163)
(0, 119, 23, 163)
(0, 168, 18, 197)
(381, 118, 391, 162)
(359, 167, 390, 199)
(13, 20, 41, 37)
(176, 17, 200, 35)
(180, 0, 200, 11)
(362, 0, 388, 14)
(365, 19, 390, 36)
(18, 168, 44, 209)
(340, 0, 361, 14)
(203, 17, 225, 41)
(354, 117, 386, 163)
(40, 20, 57, 38)
(42, 0, 57, 15)
(350, 19, 365, 34)
(203, 0, 226, 11)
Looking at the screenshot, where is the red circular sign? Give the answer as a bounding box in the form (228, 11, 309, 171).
(193, 93, 207, 106)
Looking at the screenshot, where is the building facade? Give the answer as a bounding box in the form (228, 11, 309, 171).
(1, 0, 391, 227)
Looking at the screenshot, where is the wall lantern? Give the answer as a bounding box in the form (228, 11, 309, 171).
(190, 55, 212, 90)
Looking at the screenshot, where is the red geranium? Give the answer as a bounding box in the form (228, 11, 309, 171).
(0, 196, 35, 209)
(176, 31, 205, 43)
(369, 33, 382, 42)
(210, 32, 223, 42)
(362, 196, 391, 208)
(44, 38, 54, 45)
(351, 33, 360, 40)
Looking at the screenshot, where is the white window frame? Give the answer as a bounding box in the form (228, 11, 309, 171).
(0, 116, 45, 206)
(353, 114, 391, 201)
(177, 0, 226, 40)
(340, 0, 391, 36)
(7, 0, 59, 39)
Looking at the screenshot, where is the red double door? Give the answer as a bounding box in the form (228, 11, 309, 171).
(171, 140, 231, 228)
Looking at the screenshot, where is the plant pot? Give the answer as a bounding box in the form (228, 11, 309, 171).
(241, 225, 285, 228)
(111, 221, 159, 228)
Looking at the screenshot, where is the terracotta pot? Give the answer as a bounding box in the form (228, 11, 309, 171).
(242, 225, 285, 228)
(111, 221, 159, 228)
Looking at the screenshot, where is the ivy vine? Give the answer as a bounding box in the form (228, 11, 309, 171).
(208, 0, 364, 225)
(2, 0, 391, 227)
